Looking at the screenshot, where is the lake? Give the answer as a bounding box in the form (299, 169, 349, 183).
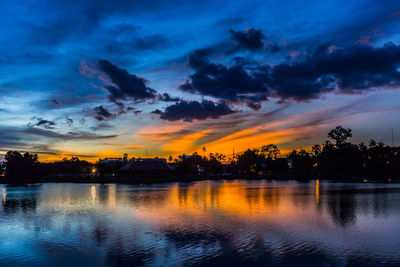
(1, 180, 400, 266)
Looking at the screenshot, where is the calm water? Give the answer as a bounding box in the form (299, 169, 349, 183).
(1, 181, 400, 266)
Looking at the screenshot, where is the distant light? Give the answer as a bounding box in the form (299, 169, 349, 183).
(363, 179, 367, 183)
(92, 168, 96, 173)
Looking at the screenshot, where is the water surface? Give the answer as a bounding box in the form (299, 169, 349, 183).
(1, 180, 400, 266)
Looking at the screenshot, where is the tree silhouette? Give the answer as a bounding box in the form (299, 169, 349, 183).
(261, 144, 280, 159)
(4, 151, 39, 179)
(202, 146, 207, 158)
(237, 149, 264, 173)
(312, 144, 321, 156)
(327, 126, 352, 146)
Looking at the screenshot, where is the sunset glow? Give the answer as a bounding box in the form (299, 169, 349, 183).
(1, 0, 400, 162)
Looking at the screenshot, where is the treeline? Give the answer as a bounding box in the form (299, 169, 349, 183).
(1, 126, 399, 182)
(167, 125, 400, 181)
(0, 154, 94, 180)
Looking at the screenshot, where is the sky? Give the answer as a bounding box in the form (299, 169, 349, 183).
(1, 0, 400, 162)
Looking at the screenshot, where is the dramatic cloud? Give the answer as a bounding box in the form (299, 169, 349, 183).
(229, 27, 265, 50)
(98, 59, 157, 104)
(179, 49, 269, 110)
(269, 43, 400, 101)
(93, 105, 116, 121)
(153, 100, 237, 122)
(180, 43, 400, 106)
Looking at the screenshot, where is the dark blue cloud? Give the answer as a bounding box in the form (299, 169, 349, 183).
(157, 93, 181, 102)
(93, 105, 116, 121)
(153, 100, 236, 121)
(179, 49, 269, 110)
(98, 59, 157, 103)
(270, 43, 400, 101)
(30, 118, 56, 129)
(179, 43, 400, 106)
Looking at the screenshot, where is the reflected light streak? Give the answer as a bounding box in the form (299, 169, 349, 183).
(108, 185, 116, 208)
(2, 188, 6, 204)
(315, 179, 320, 205)
(91, 185, 96, 202)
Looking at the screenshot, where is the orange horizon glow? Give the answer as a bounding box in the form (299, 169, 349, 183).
(5, 96, 387, 163)
(16, 123, 336, 163)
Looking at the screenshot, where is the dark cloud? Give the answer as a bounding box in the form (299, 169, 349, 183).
(269, 43, 400, 101)
(94, 105, 116, 121)
(153, 100, 237, 122)
(32, 118, 56, 129)
(127, 107, 143, 115)
(179, 49, 269, 110)
(50, 99, 60, 105)
(229, 27, 265, 50)
(98, 59, 157, 104)
(9, 0, 189, 49)
(157, 93, 180, 102)
(180, 43, 400, 106)
(66, 117, 73, 125)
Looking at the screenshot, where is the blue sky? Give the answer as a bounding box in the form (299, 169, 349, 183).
(1, 0, 400, 161)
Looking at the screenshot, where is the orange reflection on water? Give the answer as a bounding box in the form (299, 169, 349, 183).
(135, 181, 322, 229)
(107, 184, 116, 208)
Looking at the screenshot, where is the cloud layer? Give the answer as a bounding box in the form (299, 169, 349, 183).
(180, 43, 400, 106)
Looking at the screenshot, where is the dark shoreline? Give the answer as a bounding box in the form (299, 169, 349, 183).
(1, 175, 398, 185)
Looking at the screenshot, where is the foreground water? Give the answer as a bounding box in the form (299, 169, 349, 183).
(0, 181, 400, 266)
